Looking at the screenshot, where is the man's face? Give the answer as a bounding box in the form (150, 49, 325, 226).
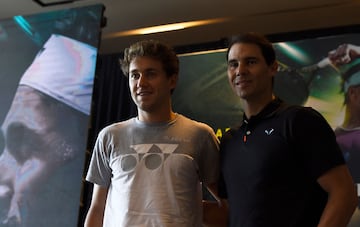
(227, 43, 277, 101)
(128, 56, 177, 113)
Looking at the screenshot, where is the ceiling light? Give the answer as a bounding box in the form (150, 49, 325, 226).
(104, 18, 228, 38)
(33, 0, 83, 6)
(139, 24, 186, 35)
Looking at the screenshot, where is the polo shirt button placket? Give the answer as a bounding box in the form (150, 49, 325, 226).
(243, 130, 251, 142)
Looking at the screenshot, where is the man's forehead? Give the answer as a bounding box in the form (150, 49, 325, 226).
(228, 43, 262, 57)
(229, 43, 261, 54)
(129, 57, 162, 70)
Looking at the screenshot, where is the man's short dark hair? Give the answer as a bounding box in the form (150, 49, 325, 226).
(226, 32, 276, 66)
(120, 40, 179, 77)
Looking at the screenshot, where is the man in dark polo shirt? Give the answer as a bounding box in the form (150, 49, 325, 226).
(218, 32, 358, 227)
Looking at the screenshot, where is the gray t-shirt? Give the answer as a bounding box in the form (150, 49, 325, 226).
(86, 114, 219, 227)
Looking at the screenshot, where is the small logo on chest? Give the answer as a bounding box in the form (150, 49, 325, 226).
(264, 128, 274, 135)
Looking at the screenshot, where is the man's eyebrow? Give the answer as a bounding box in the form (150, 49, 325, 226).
(145, 68, 158, 72)
(130, 68, 157, 72)
(228, 56, 258, 63)
(227, 59, 238, 63)
(129, 68, 139, 73)
(246, 56, 258, 60)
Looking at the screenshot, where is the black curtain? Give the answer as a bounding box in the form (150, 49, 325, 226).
(78, 53, 137, 226)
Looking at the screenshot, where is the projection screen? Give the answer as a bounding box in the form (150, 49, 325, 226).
(0, 4, 103, 227)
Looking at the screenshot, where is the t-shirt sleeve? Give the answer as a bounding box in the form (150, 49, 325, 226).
(198, 125, 220, 186)
(290, 107, 345, 180)
(86, 130, 112, 187)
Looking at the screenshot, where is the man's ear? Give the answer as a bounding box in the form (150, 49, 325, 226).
(268, 61, 278, 83)
(271, 61, 279, 74)
(169, 74, 178, 90)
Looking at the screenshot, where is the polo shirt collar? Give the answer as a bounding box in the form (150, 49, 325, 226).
(243, 98, 284, 124)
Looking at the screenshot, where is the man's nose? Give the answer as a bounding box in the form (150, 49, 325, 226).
(236, 63, 247, 76)
(137, 75, 148, 87)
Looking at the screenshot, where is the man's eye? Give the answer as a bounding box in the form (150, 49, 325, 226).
(130, 73, 140, 79)
(147, 71, 157, 78)
(247, 59, 257, 65)
(228, 61, 238, 69)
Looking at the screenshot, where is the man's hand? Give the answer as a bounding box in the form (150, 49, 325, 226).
(328, 44, 360, 65)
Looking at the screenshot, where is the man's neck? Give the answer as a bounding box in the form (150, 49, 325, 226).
(243, 94, 275, 118)
(138, 109, 176, 124)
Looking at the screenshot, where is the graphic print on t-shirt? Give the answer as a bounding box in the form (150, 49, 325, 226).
(120, 143, 179, 171)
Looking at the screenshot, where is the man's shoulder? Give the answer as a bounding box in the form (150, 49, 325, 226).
(277, 103, 320, 119)
(178, 114, 214, 131)
(98, 118, 135, 135)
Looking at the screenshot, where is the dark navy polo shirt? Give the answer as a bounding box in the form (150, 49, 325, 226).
(219, 99, 345, 227)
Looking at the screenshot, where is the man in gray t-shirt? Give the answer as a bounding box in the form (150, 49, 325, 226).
(84, 40, 220, 227)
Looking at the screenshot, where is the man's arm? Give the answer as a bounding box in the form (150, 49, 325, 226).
(317, 164, 358, 227)
(84, 184, 108, 227)
(203, 183, 229, 227)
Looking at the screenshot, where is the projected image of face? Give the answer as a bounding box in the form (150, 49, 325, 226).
(0, 33, 97, 226)
(0, 4, 103, 226)
(0, 86, 88, 226)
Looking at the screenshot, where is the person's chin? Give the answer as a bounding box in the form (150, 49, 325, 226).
(137, 102, 154, 112)
(235, 90, 248, 98)
(136, 96, 153, 105)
